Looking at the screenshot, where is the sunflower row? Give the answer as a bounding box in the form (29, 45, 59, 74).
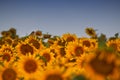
(0, 28, 120, 80)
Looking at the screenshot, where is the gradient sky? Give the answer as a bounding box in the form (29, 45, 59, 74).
(0, 0, 120, 38)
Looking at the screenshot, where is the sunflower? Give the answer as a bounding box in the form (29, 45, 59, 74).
(65, 41, 84, 58)
(39, 48, 55, 66)
(84, 49, 120, 80)
(85, 27, 97, 37)
(0, 61, 19, 80)
(16, 41, 36, 56)
(0, 44, 15, 56)
(79, 37, 98, 52)
(0, 51, 15, 62)
(107, 39, 120, 52)
(25, 36, 45, 50)
(61, 33, 78, 43)
(17, 53, 43, 80)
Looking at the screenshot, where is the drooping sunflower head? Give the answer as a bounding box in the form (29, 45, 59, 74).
(85, 27, 97, 37)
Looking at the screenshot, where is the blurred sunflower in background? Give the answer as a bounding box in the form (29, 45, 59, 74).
(84, 49, 120, 80)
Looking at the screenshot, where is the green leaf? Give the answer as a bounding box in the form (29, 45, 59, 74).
(73, 75, 87, 80)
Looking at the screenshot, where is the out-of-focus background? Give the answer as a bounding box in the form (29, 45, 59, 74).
(0, 0, 120, 38)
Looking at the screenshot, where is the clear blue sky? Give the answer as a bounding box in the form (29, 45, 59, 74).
(0, 0, 120, 38)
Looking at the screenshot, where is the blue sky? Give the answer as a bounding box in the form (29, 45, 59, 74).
(0, 0, 120, 38)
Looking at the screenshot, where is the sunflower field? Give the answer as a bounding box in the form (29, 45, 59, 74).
(0, 27, 120, 80)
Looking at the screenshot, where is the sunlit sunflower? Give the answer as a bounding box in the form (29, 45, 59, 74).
(0, 44, 15, 56)
(40, 48, 55, 66)
(0, 51, 15, 62)
(0, 61, 19, 80)
(79, 37, 98, 52)
(16, 41, 36, 56)
(65, 41, 84, 58)
(17, 53, 43, 80)
(61, 33, 78, 43)
(41, 68, 66, 80)
(25, 36, 45, 50)
(84, 49, 120, 80)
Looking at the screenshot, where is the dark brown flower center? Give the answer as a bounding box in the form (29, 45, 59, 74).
(2, 53, 11, 62)
(74, 46, 83, 56)
(24, 59, 37, 73)
(87, 29, 95, 35)
(59, 48, 66, 56)
(20, 44, 33, 55)
(43, 53, 51, 62)
(83, 40, 91, 47)
(2, 68, 17, 80)
(46, 74, 63, 80)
